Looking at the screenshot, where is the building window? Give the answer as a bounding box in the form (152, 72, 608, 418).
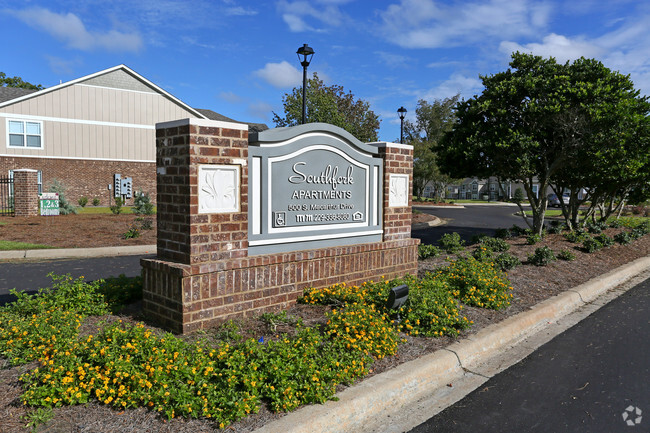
(472, 183, 478, 192)
(532, 184, 539, 198)
(8, 119, 43, 148)
(490, 183, 495, 191)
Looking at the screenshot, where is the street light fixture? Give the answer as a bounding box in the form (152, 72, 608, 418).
(297, 43, 315, 125)
(397, 106, 407, 144)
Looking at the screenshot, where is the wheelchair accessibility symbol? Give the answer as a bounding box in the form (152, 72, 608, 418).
(273, 211, 286, 227)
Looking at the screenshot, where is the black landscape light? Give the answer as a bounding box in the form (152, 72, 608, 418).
(297, 43, 315, 125)
(387, 284, 409, 323)
(397, 106, 407, 144)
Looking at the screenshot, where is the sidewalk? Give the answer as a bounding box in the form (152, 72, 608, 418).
(0, 245, 156, 260)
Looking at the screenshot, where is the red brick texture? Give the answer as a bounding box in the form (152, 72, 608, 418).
(13, 169, 39, 216)
(379, 144, 414, 242)
(142, 238, 419, 334)
(153, 121, 249, 265)
(142, 121, 418, 334)
(0, 156, 155, 206)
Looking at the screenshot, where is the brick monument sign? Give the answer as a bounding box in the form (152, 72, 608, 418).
(141, 119, 419, 333)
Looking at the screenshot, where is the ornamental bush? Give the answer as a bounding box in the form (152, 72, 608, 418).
(614, 231, 632, 245)
(557, 249, 576, 261)
(528, 246, 556, 266)
(396, 275, 472, 337)
(479, 237, 510, 252)
(133, 189, 154, 216)
(494, 252, 521, 271)
(441, 256, 513, 309)
(439, 232, 465, 253)
(418, 244, 441, 260)
(472, 245, 494, 262)
(582, 237, 603, 253)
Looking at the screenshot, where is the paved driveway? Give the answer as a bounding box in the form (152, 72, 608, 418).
(0, 255, 152, 304)
(412, 204, 530, 245)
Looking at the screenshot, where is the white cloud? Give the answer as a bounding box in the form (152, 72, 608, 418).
(282, 14, 312, 32)
(378, 0, 551, 49)
(45, 56, 82, 75)
(423, 73, 483, 100)
(248, 102, 274, 120)
(224, 6, 258, 16)
(499, 33, 604, 63)
(181, 36, 216, 50)
(276, 0, 349, 32)
(220, 91, 244, 104)
(376, 51, 411, 68)
(11, 7, 142, 52)
(254, 61, 302, 88)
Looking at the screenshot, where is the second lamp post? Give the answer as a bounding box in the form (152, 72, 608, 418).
(297, 44, 315, 125)
(397, 106, 407, 144)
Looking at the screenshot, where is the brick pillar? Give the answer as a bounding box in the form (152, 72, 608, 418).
(155, 118, 249, 265)
(376, 142, 414, 241)
(13, 169, 39, 217)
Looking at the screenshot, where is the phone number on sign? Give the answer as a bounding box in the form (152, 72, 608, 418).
(295, 213, 350, 223)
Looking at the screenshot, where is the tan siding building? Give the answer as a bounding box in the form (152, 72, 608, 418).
(0, 65, 207, 205)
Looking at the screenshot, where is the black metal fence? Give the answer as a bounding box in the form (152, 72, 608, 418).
(0, 176, 14, 216)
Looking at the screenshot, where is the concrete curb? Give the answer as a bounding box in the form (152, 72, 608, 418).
(254, 255, 650, 433)
(0, 245, 156, 260)
(411, 216, 443, 229)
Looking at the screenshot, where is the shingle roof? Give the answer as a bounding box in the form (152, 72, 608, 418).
(195, 108, 268, 133)
(0, 86, 38, 103)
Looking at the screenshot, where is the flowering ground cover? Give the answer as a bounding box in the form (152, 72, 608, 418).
(1, 216, 649, 432)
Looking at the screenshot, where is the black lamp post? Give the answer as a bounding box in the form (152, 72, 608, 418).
(296, 43, 315, 125)
(397, 106, 407, 144)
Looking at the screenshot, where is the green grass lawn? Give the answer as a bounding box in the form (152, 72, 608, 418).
(0, 240, 54, 251)
(77, 206, 156, 215)
(524, 209, 563, 217)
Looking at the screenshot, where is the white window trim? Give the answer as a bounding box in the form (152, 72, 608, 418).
(7, 119, 44, 150)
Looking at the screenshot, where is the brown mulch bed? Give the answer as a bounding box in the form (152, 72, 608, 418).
(1, 214, 650, 432)
(0, 214, 156, 248)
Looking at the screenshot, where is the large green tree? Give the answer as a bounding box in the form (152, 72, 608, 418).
(438, 52, 650, 234)
(404, 96, 460, 199)
(0, 72, 43, 90)
(272, 73, 380, 142)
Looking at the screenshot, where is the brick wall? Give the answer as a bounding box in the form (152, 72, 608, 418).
(13, 169, 39, 216)
(142, 238, 418, 333)
(379, 143, 414, 241)
(155, 120, 249, 264)
(142, 119, 419, 334)
(0, 156, 155, 206)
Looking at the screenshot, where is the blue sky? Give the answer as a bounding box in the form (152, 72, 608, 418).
(2, 0, 649, 142)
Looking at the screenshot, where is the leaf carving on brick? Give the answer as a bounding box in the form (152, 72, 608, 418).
(200, 168, 236, 212)
(389, 175, 408, 207)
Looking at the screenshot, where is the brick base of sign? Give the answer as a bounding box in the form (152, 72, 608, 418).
(141, 238, 419, 334)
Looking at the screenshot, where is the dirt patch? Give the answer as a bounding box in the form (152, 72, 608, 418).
(1, 215, 650, 432)
(0, 214, 156, 248)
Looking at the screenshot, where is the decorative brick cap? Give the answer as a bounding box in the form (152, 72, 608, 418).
(366, 141, 414, 151)
(155, 118, 248, 131)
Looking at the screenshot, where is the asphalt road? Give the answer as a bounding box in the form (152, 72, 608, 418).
(412, 204, 530, 245)
(0, 254, 153, 304)
(0, 204, 527, 302)
(408, 276, 650, 433)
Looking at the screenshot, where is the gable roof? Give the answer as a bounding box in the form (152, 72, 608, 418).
(0, 65, 208, 119)
(0, 87, 38, 103)
(195, 108, 268, 133)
